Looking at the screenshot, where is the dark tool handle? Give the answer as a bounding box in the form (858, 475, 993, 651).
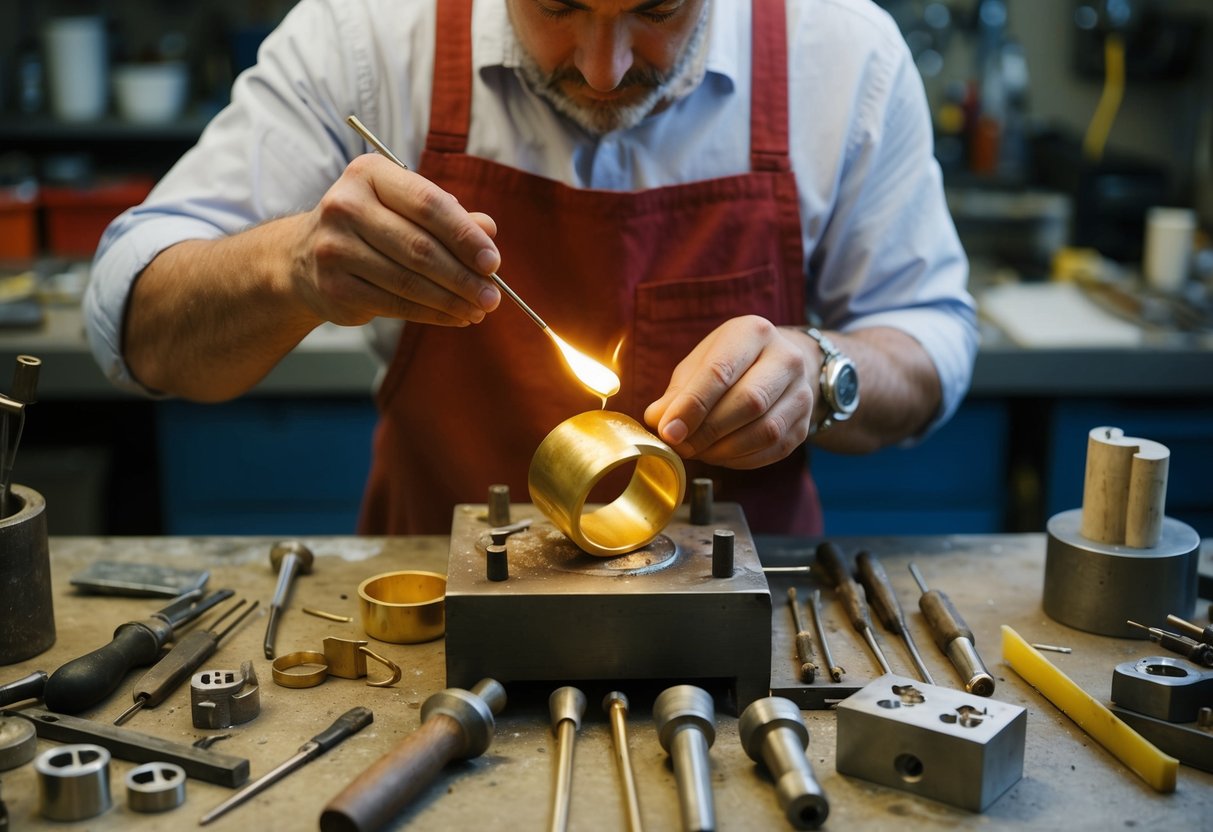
(919, 590, 973, 652)
(312, 706, 375, 754)
(44, 622, 167, 713)
(855, 551, 905, 634)
(320, 715, 464, 832)
(132, 630, 219, 707)
(815, 542, 870, 632)
(795, 632, 817, 681)
(0, 670, 48, 707)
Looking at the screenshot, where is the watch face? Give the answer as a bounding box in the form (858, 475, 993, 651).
(834, 363, 859, 410)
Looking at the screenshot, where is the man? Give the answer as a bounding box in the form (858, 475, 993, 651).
(86, 0, 977, 535)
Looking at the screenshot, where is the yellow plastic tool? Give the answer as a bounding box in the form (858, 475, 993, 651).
(1001, 625, 1177, 793)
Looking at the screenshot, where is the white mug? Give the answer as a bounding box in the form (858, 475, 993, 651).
(1143, 206, 1197, 292)
(44, 16, 109, 122)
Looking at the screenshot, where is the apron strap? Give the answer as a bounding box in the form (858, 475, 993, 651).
(750, 0, 791, 173)
(426, 0, 473, 153)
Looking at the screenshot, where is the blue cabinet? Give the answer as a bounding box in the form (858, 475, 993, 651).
(157, 398, 377, 535)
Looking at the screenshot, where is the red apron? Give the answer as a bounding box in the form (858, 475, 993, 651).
(359, 0, 821, 536)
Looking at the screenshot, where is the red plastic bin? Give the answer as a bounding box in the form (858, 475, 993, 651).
(0, 185, 39, 260)
(40, 178, 155, 258)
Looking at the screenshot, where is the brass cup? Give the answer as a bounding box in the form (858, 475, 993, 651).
(528, 410, 687, 557)
(358, 570, 446, 643)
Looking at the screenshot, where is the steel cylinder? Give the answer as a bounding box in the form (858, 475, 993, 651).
(1043, 508, 1199, 638)
(0, 484, 55, 664)
(36, 744, 112, 821)
(528, 411, 686, 557)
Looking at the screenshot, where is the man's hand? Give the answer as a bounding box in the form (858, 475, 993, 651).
(293, 153, 502, 327)
(643, 316, 816, 469)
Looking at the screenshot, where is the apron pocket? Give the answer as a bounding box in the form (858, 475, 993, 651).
(633, 265, 781, 409)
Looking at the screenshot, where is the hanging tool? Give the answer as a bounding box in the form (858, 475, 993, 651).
(549, 686, 586, 832)
(809, 590, 844, 682)
(345, 115, 620, 399)
(44, 588, 234, 714)
(786, 588, 818, 683)
(114, 598, 259, 725)
(908, 563, 994, 696)
(320, 679, 506, 832)
(855, 551, 934, 685)
(1166, 614, 1213, 646)
(200, 706, 373, 825)
(263, 541, 314, 659)
(814, 542, 891, 675)
(603, 692, 643, 832)
(1127, 621, 1213, 667)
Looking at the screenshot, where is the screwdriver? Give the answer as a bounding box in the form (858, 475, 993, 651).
(814, 542, 891, 674)
(855, 551, 934, 685)
(1127, 621, 1213, 667)
(1166, 614, 1213, 646)
(908, 563, 994, 696)
(200, 706, 374, 825)
(114, 598, 260, 725)
(44, 588, 234, 714)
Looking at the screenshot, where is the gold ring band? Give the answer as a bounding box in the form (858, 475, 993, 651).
(270, 651, 328, 689)
(528, 410, 686, 557)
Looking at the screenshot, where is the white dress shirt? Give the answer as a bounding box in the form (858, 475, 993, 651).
(86, 0, 977, 431)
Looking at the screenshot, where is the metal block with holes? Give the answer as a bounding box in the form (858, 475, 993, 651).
(835, 674, 1026, 812)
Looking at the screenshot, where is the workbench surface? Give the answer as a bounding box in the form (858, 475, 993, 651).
(2, 534, 1209, 830)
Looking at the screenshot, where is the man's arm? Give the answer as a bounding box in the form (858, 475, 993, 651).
(123, 156, 502, 401)
(643, 317, 938, 467)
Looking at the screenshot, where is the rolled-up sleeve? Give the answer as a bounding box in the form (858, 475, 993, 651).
(85, 0, 374, 394)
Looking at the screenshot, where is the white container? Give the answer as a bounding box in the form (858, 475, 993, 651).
(44, 16, 109, 122)
(113, 62, 189, 124)
(1143, 206, 1197, 292)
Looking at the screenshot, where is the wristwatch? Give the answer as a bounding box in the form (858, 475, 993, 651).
(802, 327, 859, 434)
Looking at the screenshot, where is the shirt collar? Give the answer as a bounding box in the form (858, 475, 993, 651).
(476, 0, 739, 94)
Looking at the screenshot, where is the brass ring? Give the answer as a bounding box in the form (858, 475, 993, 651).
(358, 571, 446, 644)
(528, 410, 687, 557)
(270, 651, 328, 689)
(359, 646, 402, 688)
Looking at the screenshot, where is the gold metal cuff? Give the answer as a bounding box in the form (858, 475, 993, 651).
(528, 410, 687, 557)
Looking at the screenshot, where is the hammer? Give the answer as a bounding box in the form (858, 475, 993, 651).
(320, 678, 506, 832)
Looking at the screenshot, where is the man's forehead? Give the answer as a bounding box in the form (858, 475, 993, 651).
(542, 0, 683, 12)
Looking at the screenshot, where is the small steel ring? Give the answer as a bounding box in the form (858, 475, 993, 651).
(270, 651, 329, 689)
(358, 646, 402, 688)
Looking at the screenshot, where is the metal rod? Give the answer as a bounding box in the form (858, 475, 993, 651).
(809, 590, 844, 682)
(346, 115, 548, 330)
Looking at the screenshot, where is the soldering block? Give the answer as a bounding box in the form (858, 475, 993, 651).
(836, 674, 1026, 812)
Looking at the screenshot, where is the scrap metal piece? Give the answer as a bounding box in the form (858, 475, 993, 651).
(4, 706, 249, 787)
(1110, 705, 1213, 774)
(70, 561, 209, 598)
(323, 637, 402, 688)
(1110, 656, 1213, 723)
(35, 743, 112, 821)
(303, 607, 353, 623)
(191, 661, 261, 730)
(126, 761, 187, 813)
(835, 674, 1026, 813)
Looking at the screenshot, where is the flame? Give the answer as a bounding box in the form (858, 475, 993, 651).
(546, 330, 620, 399)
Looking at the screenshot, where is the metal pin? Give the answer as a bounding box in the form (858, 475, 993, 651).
(302, 608, 352, 623)
(1030, 643, 1072, 654)
(549, 687, 586, 832)
(487, 484, 512, 528)
(809, 590, 844, 682)
(690, 478, 713, 525)
(486, 544, 510, 582)
(712, 529, 734, 579)
(603, 692, 643, 832)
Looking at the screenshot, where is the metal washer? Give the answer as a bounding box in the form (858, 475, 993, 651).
(0, 716, 37, 771)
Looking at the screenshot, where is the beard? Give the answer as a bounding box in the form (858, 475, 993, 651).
(514, 5, 710, 136)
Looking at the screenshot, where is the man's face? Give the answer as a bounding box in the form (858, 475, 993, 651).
(508, 0, 709, 134)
